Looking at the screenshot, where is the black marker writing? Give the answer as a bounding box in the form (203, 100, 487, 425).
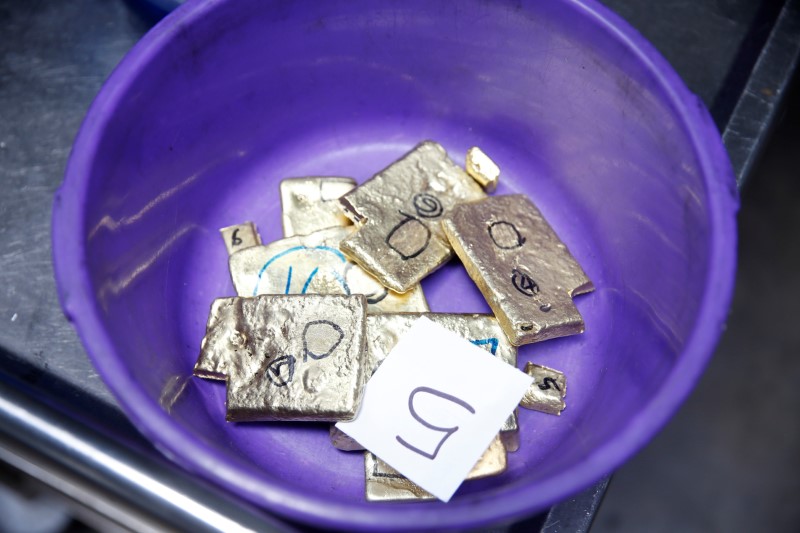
(266, 355, 295, 387)
(231, 228, 242, 246)
(488, 221, 526, 249)
(511, 268, 539, 297)
(538, 377, 561, 392)
(412, 193, 444, 218)
(396, 387, 475, 460)
(386, 212, 431, 260)
(302, 320, 344, 362)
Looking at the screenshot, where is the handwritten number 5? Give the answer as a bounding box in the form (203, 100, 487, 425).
(396, 387, 475, 460)
(538, 377, 561, 391)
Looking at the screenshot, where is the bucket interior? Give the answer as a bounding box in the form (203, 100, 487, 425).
(62, 0, 732, 528)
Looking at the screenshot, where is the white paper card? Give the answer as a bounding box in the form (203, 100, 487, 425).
(336, 317, 533, 501)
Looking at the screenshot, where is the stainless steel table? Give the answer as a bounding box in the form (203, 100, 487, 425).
(0, 0, 797, 530)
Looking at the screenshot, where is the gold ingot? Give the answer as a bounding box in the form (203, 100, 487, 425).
(500, 410, 520, 453)
(330, 313, 518, 451)
(520, 362, 566, 415)
(193, 294, 368, 422)
(465, 147, 499, 192)
(365, 435, 507, 501)
(227, 226, 429, 314)
(339, 141, 486, 293)
(192, 297, 240, 381)
(279, 177, 356, 237)
(219, 222, 261, 255)
(442, 194, 593, 345)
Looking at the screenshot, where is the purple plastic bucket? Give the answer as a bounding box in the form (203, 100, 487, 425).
(52, 0, 738, 530)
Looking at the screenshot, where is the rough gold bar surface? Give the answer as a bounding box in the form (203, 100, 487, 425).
(500, 410, 520, 452)
(441, 194, 594, 345)
(228, 226, 428, 314)
(465, 146, 500, 192)
(194, 294, 368, 422)
(220, 222, 261, 255)
(193, 297, 240, 380)
(280, 177, 357, 237)
(520, 362, 567, 415)
(364, 435, 507, 502)
(330, 313, 518, 451)
(339, 141, 486, 293)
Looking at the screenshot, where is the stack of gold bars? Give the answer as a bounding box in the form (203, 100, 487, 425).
(193, 141, 593, 501)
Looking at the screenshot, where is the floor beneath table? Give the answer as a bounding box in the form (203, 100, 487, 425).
(593, 80, 800, 533)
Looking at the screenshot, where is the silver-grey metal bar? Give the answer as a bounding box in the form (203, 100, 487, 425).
(723, 0, 800, 187)
(0, 376, 291, 533)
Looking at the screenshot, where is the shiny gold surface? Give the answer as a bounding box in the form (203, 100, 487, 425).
(465, 146, 499, 192)
(279, 177, 356, 237)
(194, 294, 368, 422)
(520, 362, 567, 415)
(219, 222, 261, 255)
(339, 141, 486, 293)
(441, 194, 594, 345)
(330, 312, 518, 451)
(227, 226, 429, 314)
(500, 409, 520, 452)
(192, 297, 239, 380)
(365, 436, 507, 501)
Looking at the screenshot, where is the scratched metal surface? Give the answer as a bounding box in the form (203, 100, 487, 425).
(0, 0, 793, 531)
(0, 0, 150, 410)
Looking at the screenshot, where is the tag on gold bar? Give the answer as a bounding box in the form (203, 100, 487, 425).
(364, 435, 507, 502)
(280, 177, 356, 237)
(329, 313, 518, 451)
(441, 194, 593, 345)
(520, 362, 567, 415)
(227, 226, 429, 314)
(219, 222, 261, 256)
(339, 141, 486, 293)
(194, 294, 368, 422)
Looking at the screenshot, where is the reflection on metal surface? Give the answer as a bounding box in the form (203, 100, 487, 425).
(339, 141, 486, 293)
(280, 177, 356, 237)
(520, 362, 566, 415)
(219, 222, 261, 255)
(442, 194, 593, 345)
(227, 226, 428, 314)
(330, 313, 517, 451)
(0, 378, 288, 532)
(364, 436, 507, 501)
(194, 294, 368, 422)
(465, 147, 499, 192)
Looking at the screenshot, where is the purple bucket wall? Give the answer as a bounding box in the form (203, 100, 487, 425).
(52, 0, 738, 530)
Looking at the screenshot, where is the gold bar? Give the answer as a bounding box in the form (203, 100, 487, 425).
(227, 226, 429, 314)
(365, 435, 507, 502)
(219, 222, 261, 255)
(279, 177, 357, 237)
(465, 147, 499, 192)
(339, 141, 486, 293)
(194, 294, 368, 422)
(330, 312, 518, 451)
(520, 362, 567, 415)
(192, 297, 238, 381)
(500, 409, 520, 452)
(441, 194, 593, 345)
